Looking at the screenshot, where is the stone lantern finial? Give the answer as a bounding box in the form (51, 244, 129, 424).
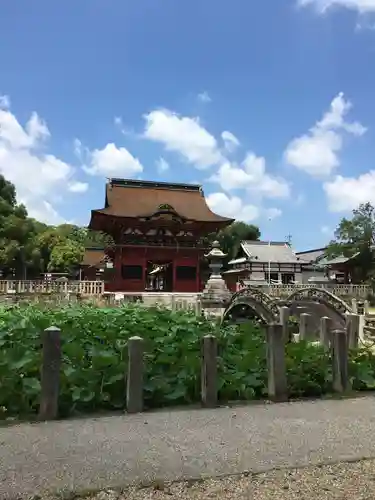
(201, 240, 231, 317)
(204, 240, 227, 279)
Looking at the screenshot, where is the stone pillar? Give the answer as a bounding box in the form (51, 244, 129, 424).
(364, 300, 370, 316)
(346, 313, 360, 349)
(351, 298, 358, 314)
(332, 329, 350, 393)
(320, 316, 332, 349)
(280, 306, 290, 342)
(266, 324, 287, 402)
(126, 336, 144, 414)
(201, 241, 231, 319)
(299, 313, 311, 341)
(39, 326, 61, 420)
(201, 335, 218, 408)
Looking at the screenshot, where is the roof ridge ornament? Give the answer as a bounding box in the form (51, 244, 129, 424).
(158, 203, 174, 211)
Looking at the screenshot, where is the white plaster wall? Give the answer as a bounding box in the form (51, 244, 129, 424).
(301, 270, 326, 284)
(245, 270, 303, 283)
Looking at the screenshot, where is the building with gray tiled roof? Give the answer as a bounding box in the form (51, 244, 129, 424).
(224, 241, 305, 288)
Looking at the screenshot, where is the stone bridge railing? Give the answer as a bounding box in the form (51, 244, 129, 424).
(0, 280, 105, 295)
(237, 283, 370, 299)
(0, 280, 370, 299)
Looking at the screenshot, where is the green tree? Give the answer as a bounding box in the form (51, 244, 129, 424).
(326, 202, 375, 283)
(48, 239, 85, 274)
(0, 175, 42, 278)
(217, 221, 260, 261)
(203, 221, 260, 272)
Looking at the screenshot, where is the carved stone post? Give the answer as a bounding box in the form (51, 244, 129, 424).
(351, 298, 358, 314)
(266, 323, 288, 402)
(201, 241, 231, 319)
(332, 329, 350, 393)
(39, 326, 61, 420)
(299, 313, 311, 341)
(320, 316, 332, 349)
(126, 336, 144, 414)
(346, 313, 360, 349)
(201, 335, 218, 408)
(280, 306, 290, 342)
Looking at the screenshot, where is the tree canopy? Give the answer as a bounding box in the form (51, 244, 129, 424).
(215, 221, 260, 262)
(0, 175, 111, 278)
(326, 202, 375, 283)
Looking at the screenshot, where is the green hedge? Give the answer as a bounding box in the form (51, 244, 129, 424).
(1, 304, 375, 419)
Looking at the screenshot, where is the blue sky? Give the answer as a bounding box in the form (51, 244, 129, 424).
(1, 0, 375, 251)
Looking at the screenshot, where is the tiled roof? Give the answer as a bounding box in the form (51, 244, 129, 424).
(90, 179, 234, 224)
(318, 253, 359, 266)
(81, 248, 106, 268)
(296, 247, 327, 263)
(240, 241, 302, 264)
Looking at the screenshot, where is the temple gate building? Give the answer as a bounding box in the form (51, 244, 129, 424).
(88, 179, 233, 293)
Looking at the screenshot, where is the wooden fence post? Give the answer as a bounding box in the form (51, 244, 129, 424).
(299, 313, 311, 341)
(266, 323, 287, 402)
(39, 326, 61, 420)
(126, 336, 144, 414)
(332, 329, 350, 393)
(201, 335, 218, 408)
(320, 316, 332, 349)
(280, 306, 290, 341)
(346, 313, 360, 349)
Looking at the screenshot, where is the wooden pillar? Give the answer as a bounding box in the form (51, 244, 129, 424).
(114, 246, 122, 291)
(172, 257, 177, 292)
(142, 257, 147, 291)
(196, 254, 200, 293)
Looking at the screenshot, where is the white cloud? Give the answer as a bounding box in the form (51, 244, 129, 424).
(28, 201, 67, 225)
(321, 225, 332, 235)
(324, 171, 375, 212)
(221, 131, 240, 153)
(73, 138, 83, 159)
(266, 208, 282, 220)
(85, 142, 143, 177)
(298, 0, 375, 13)
(284, 92, 366, 176)
(144, 109, 223, 169)
(0, 108, 51, 150)
(156, 157, 169, 174)
(0, 95, 10, 109)
(206, 192, 260, 222)
(197, 91, 212, 103)
(210, 153, 290, 199)
(68, 181, 88, 193)
(0, 101, 85, 224)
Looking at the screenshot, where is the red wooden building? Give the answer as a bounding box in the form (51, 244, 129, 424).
(88, 179, 233, 293)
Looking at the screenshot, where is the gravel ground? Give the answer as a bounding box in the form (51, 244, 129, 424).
(4, 397, 375, 499)
(46, 459, 375, 500)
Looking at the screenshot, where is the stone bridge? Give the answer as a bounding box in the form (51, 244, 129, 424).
(223, 286, 353, 330)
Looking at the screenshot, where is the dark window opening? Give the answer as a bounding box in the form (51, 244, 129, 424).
(282, 273, 295, 284)
(264, 272, 279, 283)
(176, 265, 197, 281)
(121, 265, 143, 280)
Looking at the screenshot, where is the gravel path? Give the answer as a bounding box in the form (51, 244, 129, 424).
(2, 397, 375, 499)
(82, 459, 375, 500)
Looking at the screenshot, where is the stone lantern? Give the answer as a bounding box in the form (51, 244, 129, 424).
(201, 241, 231, 317)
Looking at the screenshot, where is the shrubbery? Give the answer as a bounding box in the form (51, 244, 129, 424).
(1, 303, 375, 419)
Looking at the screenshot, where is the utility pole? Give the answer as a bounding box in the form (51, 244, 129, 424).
(286, 234, 292, 246)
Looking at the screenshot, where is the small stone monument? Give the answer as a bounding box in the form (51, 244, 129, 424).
(201, 241, 232, 319)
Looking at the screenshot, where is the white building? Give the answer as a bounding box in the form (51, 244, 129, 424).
(295, 247, 328, 284)
(223, 241, 304, 290)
